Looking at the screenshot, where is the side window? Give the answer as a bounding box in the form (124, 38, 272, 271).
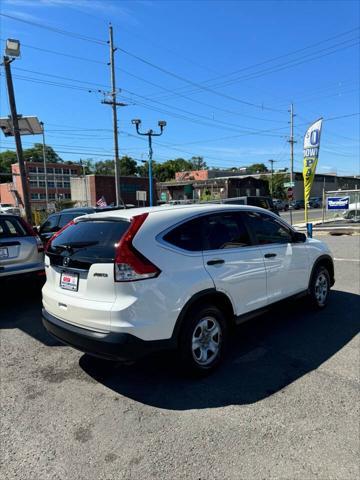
(163, 218, 203, 251)
(244, 212, 293, 245)
(203, 213, 252, 250)
(40, 215, 59, 234)
(58, 213, 76, 228)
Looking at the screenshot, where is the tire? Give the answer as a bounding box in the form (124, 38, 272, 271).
(309, 265, 330, 309)
(177, 304, 228, 376)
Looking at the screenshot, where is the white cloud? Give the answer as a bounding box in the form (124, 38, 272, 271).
(2, 0, 140, 25)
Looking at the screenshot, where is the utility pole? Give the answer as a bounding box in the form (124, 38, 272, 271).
(102, 25, 127, 206)
(288, 103, 297, 225)
(3, 56, 32, 223)
(268, 159, 276, 197)
(40, 121, 49, 211)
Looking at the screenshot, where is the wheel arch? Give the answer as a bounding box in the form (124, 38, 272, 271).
(309, 254, 335, 288)
(171, 288, 236, 344)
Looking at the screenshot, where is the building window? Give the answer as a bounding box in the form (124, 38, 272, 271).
(39, 181, 45, 187)
(38, 167, 44, 173)
(48, 181, 55, 188)
(56, 181, 63, 188)
(55, 168, 62, 174)
(46, 168, 54, 174)
(28, 167, 36, 173)
(64, 182, 70, 188)
(30, 180, 38, 187)
(70, 169, 77, 175)
(63, 169, 70, 175)
(40, 193, 46, 199)
(31, 193, 39, 200)
(49, 193, 56, 200)
(65, 193, 71, 199)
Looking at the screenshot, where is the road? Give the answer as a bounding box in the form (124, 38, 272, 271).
(1, 234, 359, 480)
(280, 208, 323, 225)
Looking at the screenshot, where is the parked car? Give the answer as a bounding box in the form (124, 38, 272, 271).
(290, 199, 305, 210)
(343, 203, 360, 221)
(42, 204, 334, 375)
(38, 206, 128, 244)
(0, 203, 21, 216)
(212, 196, 279, 215)
(273, 199, 289, 211)
(0, 214, 44, 280)
(308, 197, 322, 208)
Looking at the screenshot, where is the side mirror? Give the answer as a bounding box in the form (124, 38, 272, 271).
(293, 231, 306, 243)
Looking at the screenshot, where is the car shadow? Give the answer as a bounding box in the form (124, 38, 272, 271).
(80, 289, 359, 410)
(0, 278, 62, 346)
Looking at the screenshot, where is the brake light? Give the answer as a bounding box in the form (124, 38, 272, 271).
(19, 217, 44, 252)
(114, 213, 160, 282)
(45, 220, 75, 253)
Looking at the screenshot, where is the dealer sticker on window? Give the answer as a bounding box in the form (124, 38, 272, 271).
(60, 271, 79, 291)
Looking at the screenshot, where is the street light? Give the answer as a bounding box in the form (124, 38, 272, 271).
(2, 38, 32, 223)
(5, 39, 20, 58)
(131, 119, 167, 206)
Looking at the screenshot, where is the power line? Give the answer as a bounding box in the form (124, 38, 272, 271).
(154, 26, 360, 100)
(0, 13, 107, 45)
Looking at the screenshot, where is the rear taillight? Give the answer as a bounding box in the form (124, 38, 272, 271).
(114, 213, 160, 282)
(45, 220, 75, 253)
(19, 217, 44, 252)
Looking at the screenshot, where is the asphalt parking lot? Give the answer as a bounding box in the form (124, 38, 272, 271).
(1, 234, 359, 480)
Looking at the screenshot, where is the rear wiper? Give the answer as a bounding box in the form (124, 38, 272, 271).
(54, 241, 99, 251)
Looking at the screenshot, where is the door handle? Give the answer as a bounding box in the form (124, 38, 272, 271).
(264, 253, 277, 258)
(207, 259, 225, 266)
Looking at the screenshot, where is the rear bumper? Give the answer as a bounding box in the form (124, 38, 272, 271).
(0, 267, 45, 280)
(42, 309, 174, 361)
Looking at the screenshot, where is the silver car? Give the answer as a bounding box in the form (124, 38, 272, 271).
(0, 214, 45, 279)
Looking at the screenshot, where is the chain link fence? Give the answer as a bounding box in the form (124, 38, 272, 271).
(322, 189, 360, 223)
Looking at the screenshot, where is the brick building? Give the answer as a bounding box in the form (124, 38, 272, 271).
(70, 175, 156, 207)
(0, 161, 82, 211)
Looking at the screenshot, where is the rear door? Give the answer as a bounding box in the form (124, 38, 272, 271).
(243, 211, 309, 303)
(202, 211, 267, 316)
(43, 218, 130, 331)
(0, 216, 39, 271)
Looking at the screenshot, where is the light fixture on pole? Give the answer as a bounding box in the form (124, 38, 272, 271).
(131, 119, 167, 207)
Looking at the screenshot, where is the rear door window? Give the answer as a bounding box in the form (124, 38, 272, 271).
(0, 217, 27, 238)
(58, 213, 78, 228)
(40, 215, 60, 233)
(203, 212, 252, 250)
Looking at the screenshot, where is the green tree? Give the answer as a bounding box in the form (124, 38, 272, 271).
(261, 173, 288, 199)
(24, 143, 62, 163)
(94, 156, 138, 176)
(189, 156, 207, 170)
(0, 150, 17, 181)
(247, 163, 268, 174)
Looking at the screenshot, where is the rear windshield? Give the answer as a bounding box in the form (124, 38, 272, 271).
(0, 217, 27, 238)
(47, 219, 130, 267)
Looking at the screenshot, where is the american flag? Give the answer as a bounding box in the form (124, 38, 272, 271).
(96, 196, 107, 207)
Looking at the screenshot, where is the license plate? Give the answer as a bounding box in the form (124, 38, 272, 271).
(0, 247, 9, 258)
(60, 271, 79, 291)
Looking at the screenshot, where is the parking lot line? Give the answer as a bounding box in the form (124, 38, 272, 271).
(334, 258, 360, 262)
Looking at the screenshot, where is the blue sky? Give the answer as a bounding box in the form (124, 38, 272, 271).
(0, 0, 359, 175)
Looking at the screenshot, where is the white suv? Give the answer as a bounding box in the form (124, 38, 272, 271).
(42, 204, 334, 374)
